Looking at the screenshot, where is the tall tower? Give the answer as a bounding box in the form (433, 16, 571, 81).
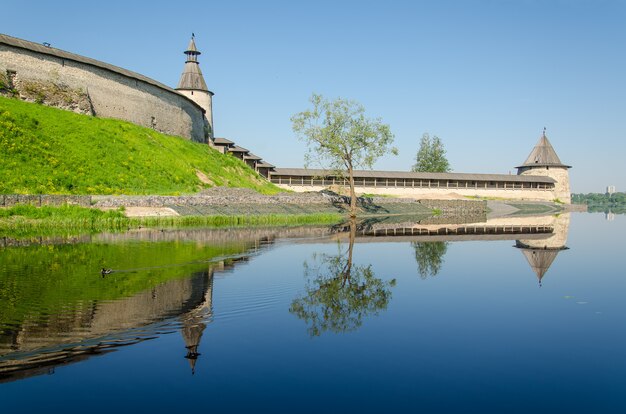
(176, 34, 214, 139)
(516, 129, 572, 203)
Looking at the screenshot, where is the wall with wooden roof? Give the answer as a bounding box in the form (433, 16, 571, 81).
(269, 169, 561, 202)
(0, 35, 207, 142)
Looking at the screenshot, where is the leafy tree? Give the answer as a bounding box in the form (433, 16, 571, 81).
(412, 241, 448, 279)
(289, 219, 396, 336)
(572, 192, 626, 215)
(412, 133, 451, 173)
(291, 94, 397, 217)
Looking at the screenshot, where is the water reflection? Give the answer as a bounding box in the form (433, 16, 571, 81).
(180, 272, 213, 375)
(347, 213, 570, 285)
(289, 219, 396, 336)
(0, 227, 322, 382)
(0, 213, 572, 382)
(412, 241, 449, 278)
(514, 213, 570, 286)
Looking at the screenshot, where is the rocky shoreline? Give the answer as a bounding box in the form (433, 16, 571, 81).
(0, 188, 580, 221)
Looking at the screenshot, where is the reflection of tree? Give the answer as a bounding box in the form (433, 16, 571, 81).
(290, 220, 396, 336)
(412, 241, 448, 279)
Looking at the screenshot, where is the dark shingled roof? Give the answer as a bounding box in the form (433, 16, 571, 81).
(228, 145, 249, 153)
(243, 153, 262, 160)
(0, 33, 204, 112)
(213, 137, 234, 145)
(256, 162, 276, 168)
(271, 168, 556, 184)
(517, 133, 571, 169)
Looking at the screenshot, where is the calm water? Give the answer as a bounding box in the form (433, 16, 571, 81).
(1, 213, 625, 413)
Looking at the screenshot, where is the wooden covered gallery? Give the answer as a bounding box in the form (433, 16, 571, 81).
(269, 168, 555, 191)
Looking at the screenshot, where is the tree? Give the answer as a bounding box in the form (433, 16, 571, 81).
(412, 133, 451, 173)
(289, 219, 396, 336)
(412, 241, 449, 279)
(291, 94, 397, 217)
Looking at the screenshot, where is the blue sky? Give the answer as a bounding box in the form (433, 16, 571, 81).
(3, 0, 625, 192)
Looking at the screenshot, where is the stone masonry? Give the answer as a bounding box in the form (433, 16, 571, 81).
(0, 36, 207, 142)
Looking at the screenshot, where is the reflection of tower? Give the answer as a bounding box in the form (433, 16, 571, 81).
(180, 269, 214, 375)
(176, 34, 214, 140)
(516, 129, 572, 203)
(515, 213, 570, 286)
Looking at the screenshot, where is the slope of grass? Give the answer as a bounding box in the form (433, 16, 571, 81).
(0, 96, 280, 195)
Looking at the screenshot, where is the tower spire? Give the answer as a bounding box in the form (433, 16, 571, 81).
(517, 129, 570, 169)
(176, 34, 214, 139)
(177, 35, 208, 91)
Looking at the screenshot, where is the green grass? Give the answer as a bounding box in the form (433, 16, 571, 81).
(0, 96, 280, 195)
(0, 204, 344, 238)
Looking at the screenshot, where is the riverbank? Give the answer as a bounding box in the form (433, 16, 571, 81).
(1, 188, 473, 217)
(0, 204, 344, 239)
(0, 188, 578, 240)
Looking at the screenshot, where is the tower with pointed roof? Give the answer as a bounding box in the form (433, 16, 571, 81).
(176, 34, 214, 140)
(516, 129, 572, 203)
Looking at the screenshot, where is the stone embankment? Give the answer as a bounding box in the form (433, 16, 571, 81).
(1, 189, 492, 219)
(0, 194, 91, 207)
(92, 188, 344, 208)
(91, 188, 487, 218)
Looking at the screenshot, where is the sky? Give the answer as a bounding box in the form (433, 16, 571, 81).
(3, 0, 625, 193)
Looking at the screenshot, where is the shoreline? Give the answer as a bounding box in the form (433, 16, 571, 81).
(0, 188, 583, 241)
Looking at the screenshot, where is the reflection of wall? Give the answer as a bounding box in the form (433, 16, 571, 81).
(331, 213, 572, 286)
(329, 214, 566, 244)
(2, 270, 212, 356)
(2, 264, 222, 381)
(515, 213, 570, 285)
(516, 213, 570, 250)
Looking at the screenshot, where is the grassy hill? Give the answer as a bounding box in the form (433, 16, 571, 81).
(0, 96, 280, 195)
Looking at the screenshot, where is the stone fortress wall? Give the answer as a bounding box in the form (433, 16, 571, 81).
(0, 34, 207, 142)
(0, 34, 571, 204)
(273, 183, 559, 202)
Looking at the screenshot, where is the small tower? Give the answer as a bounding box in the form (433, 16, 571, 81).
(176, 34, 214, 139)
(516, 129, 572, 203)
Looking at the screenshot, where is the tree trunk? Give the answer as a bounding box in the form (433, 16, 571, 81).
(348, 167, 357, 217)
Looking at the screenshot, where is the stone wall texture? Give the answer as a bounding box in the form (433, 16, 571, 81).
(274, 183, 559, 202)
(0, 194, 91, 207)
(0, 43, 207, 142)
(518, 166, 571, 203)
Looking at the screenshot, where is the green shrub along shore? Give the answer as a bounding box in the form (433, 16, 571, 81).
(0, 205, 344, 238)
(0, 96, 280, 195)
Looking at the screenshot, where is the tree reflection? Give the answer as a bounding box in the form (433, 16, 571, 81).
(290, 219, 396, 336)
(412, 241, 448, 279)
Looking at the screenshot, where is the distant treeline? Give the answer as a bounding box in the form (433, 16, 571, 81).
(572, 192, 626, 214)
